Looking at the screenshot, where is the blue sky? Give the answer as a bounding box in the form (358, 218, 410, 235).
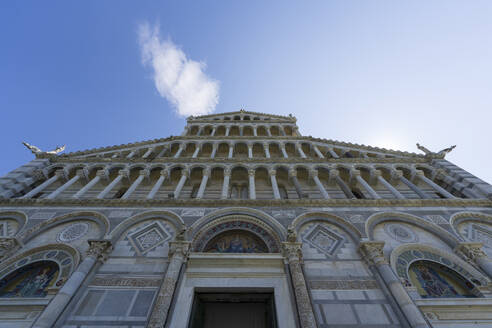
(1, 1, 491, 182)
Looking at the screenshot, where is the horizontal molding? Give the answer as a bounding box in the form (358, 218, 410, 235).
(1, 198, 490, 208)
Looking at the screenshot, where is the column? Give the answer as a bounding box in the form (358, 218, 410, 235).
(73, 170, 105, 199)
(289, 169, 304, 198)
(196, 126, 204, 136)
(121, 170, 147, 199)
(296, 144, 307, 158)
(280, 126, 286, 136)
(46, 171, 82, 199)
(147, 170, 168, 199)
(263, 143, 271, 158)
(210, 144, 218, 158)
(192, 145, 200, 158)
(392, 170, 429, 199)
(156, 147, 168, 158)
(174, 144, 185, 158)
(455, 243, 492, 279)
(328, 148, 339, 159)
(228, 143, 234, 159)
(97, 170, 127, 199)
(247, 144, 253, 158)
(266, 127, 272, 137)
(221, 168, 231, 199)
(351, 170, 381, 199)
(111, 152, 119, 158)
(253, 126, 258, 136)
(225, 126, 231, 136)
(313, 145, 325, 159)
(173, 170, 188, 199)
(330, 169, 355, 199)
(32, 240, 112, 328)
(310, 170, 330, 199)
(282, 241, 317, 328)
(196, 169, 210, 199)
(248, 169, 256, 199)
(269, 169, 281, 199)
(142, 147, 155, 159)
(414, 170, 456, 199)
(148, 240, 190, 328)
(210, 127, 216, 136)
(126, 150, 137, 159)
(21, 172, 61, 198)
(373, 170, 405, 199)
(239, 127, 244, 136)
(280, 144, 288, 158)
(359, 242, 430, 328)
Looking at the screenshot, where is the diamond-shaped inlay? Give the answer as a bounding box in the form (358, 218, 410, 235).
(303, 224, 344, 256)
(129, 222, 170, 255)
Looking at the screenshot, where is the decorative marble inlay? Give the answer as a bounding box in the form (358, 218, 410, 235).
(303, 224, 344, 256)
(271, 210, 296, 219)
(128, 222, 170, 255)
(181, 209, 206, 217)
(57, 223, 89, 243)
(384, 223, 418, 243)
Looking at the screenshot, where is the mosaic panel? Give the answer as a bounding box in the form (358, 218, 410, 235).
(194, 220, 279, 253)
(204, 230, 268, 253)
(0, 261, 58, 298)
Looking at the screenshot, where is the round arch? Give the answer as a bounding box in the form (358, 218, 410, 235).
(0, 210, 27, 237)
(189, 207, 287, 242)
(19, 211, 109, 244)
(450, 211, 492, 242)
(0, 243, 80, 293)
(390, 243, 489, 289)
(290, 212, 362, 243)
(366, 212, 460, 249)
(109, 210, 185, 243)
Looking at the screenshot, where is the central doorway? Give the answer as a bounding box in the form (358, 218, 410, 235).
(188, 292, 278, 328)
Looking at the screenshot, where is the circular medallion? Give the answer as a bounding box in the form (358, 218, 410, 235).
(384, 223, 418, 243)
(57, 222, 89, 243)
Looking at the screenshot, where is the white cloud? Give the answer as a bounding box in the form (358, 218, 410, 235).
(138, 22, 219, 117)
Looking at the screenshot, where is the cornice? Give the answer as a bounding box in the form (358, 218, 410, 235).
(187, 110, 295, 122)
(51, 157, 430, 165)
(0, 198, 491, 208)
(186, 119, 296, 124)
(61, 135, 424, 159)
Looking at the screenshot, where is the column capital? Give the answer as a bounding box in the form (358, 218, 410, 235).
(455, 242, 487, 261)
(248, 169, 255, 177)
(118, 169, 130, 178)
(329, 169, 340, 178)
(138, 169, 150, 177)
(86, 239, 112, 262)
(203, 168, 211, 177)
(268, 169, 277, 176)
(224, 167, 232, 176)
(160, 169, 169, 177)
(262, 142, 270, 147)
(359, 241, 387, 265)
(282, 242, 303, 262)
(168, 241, 191, 258)
(96, 169, 109, 180)
(55, 169, 68, 181)
(76, 169, 89, 180)
(181, 169, 190, 178)
(309, 169, 318, 178)
(289, 169, 297, 178)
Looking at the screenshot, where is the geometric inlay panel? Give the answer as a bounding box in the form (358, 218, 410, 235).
(384, 223, 418, 243)
(128, 222, 171, 255)
(303, 224, 344, 256)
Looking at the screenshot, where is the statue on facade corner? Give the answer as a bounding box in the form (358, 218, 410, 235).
(22, 141, 65, 157)
(416, 143, 456, 158)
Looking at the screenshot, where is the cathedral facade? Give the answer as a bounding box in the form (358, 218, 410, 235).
(0, 110, 492, 328)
